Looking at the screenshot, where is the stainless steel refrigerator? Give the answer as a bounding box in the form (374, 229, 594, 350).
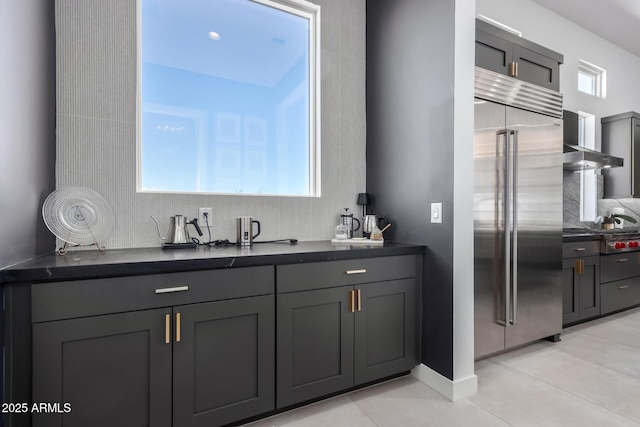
(474, 67, 563, 359)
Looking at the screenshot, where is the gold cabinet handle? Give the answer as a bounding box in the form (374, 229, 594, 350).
(574, 247, 586, 252)
(509, 61, 518, 77)
(617, 258, 629, 263)
(356, 288, 362, 312)
(165, 314, 171, 344)
(575, 260, 582, 275)
(618, 285, 629, 290)
(176, 312, 181, 343)
(349, 290, 355, 313)
(346, 269, 367, 275)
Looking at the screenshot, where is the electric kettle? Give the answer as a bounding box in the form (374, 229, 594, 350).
(236, 217, 261, 246)
(151, 215, 203, 248)
(363, 214, 388, 238)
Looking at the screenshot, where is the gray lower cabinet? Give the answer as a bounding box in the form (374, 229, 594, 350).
(562, 241, 600, 326)
(600, 252, 640, 315)
(562, 256, 600, 325)
(31, 267, 275, 427)
(277, 286, 354, 407)
(33, 309, 173, 427)
(276, 256, 417, 408)
(173, 296, 275, 427)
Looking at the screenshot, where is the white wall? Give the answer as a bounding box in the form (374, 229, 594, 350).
(0, 0, 55, 268)
(477, 0, 640, 151)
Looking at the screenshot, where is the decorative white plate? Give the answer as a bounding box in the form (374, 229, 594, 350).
(42, 187, 114, 246)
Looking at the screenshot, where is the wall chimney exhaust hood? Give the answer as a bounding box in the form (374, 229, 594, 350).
(563, 144, 623, 171)
(562, 110, 624, 171)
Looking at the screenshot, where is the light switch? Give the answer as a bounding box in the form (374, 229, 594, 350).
(431, 203, 442, 223)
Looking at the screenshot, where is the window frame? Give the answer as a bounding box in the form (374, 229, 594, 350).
(577, 59, 606, 99)
(578, 110, 597, 222)
(135, 0, 322, 197)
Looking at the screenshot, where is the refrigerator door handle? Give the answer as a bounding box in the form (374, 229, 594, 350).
(510, 129, 519, 326)
(498, 129, 512, 327)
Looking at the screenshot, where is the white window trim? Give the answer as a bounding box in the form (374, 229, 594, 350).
(578, 59, 607, 99)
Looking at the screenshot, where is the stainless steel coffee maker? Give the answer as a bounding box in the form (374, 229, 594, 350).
(340, 208, 361, 239)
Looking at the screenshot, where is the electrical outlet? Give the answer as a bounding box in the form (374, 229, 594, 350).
(198, 208, 213, 227)
(431, 203, 442, 224)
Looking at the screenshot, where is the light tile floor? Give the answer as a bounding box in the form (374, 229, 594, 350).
(248, 307, 640, 426)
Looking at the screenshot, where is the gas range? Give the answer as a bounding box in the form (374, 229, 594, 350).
(599, 229, 640, 254)
(563, 228, 640, 254)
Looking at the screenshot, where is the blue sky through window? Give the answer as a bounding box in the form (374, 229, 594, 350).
(140, 0, 311, 195)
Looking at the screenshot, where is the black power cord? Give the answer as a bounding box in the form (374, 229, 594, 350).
(192, 213, 297, 246)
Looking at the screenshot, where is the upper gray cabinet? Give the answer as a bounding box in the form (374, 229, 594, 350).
(602, 112, 640, 198)
(475, 19, 563, 91)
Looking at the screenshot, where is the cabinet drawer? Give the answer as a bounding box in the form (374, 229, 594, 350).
(601, 278, 640, 315)
(600, 253, 640, 283)
(562, 241, 600, 258)
(32, 266, 274, 322)
(277, 255, 416, 293)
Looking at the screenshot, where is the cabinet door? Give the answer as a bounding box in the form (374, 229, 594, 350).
(475, 30, 512, 75)
(355, 279, 416, 385)
(32, 309, 172, 427)
(276, 286, 354, 408)
(512, 45, 559, 91)
(562, 258, 580, 325)
(579, 256, 600, 320)
(173, 295, 275, 427)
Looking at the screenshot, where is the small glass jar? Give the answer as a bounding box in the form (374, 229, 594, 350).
(335, 224, 349, 239)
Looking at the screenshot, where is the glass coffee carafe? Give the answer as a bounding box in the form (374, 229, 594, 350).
(339, 208, 361, 239)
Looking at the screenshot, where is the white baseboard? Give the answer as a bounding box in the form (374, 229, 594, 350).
(411, 364, 477, 401)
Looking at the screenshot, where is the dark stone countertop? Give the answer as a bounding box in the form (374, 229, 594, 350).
(562, 233, 602, 243)
(0, 241, 426, 284)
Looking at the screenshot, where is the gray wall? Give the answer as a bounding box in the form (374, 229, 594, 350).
(55, 0, 366, 249)
(0, 0, 56, 268)
(366, 0, 457, 379)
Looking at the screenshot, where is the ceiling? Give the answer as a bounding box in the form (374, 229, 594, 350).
(530, 0, 640, 58)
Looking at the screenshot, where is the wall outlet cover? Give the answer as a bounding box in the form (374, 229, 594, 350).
(198, 208, 213, 227)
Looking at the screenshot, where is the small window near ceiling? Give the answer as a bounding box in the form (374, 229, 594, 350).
(578, 60, 606, 98)
(137, 0, 321, 196)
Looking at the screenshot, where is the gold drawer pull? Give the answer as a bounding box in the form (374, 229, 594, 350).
(617, 285, 630, 290)
(617, 259, 629, 263)
(346, 269, 367, 275)
(574, 247, 586, 252)
(155, 285, 189, 294)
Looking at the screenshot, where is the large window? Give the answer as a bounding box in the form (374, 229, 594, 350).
(137, 0, 320, 196)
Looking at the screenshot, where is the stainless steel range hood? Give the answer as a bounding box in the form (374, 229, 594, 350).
(563, 144, 623, 171)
